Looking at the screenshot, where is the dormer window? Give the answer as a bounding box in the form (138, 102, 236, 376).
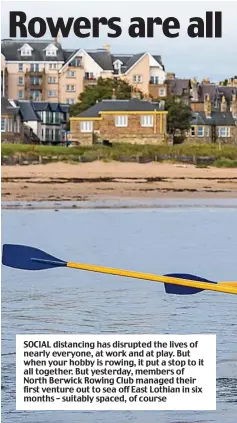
(113, 60, 123, 73)
(44, 44, 58, 57)
(18, 43, 33, 57)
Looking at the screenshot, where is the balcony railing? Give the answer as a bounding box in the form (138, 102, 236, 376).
(30, 84, 42, 90)
(26, 69, 45, 76)
(84, 76, 97, 85)
(42, 118, 61, 125)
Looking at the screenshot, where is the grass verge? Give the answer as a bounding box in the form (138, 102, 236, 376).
(2, 143, 237, 165)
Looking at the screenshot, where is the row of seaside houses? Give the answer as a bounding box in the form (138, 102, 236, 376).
(1, 38, 237, 145)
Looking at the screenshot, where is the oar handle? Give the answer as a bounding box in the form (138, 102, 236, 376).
(67, 262, 237, 296)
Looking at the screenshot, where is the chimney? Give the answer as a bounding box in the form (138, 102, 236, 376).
(220, 95, 227, 112)
(230, 94, 237, 118)
(55, 33, 60, 44)
(191, 78, 199, 101)
(112, 88, 116, 100)
(166, 72, 175, 80)
(202, 78, 210, 84)
(104, 44, 110, 52)
(204, 94, 212, 118)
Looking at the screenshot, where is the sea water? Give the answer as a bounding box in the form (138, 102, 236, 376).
(1, 201, 237, 422)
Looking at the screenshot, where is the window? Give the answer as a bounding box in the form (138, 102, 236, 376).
(190, 126, 195, 136)
(48, 77, 57, 84)
(69, 58, 81, 67)
(55, 129, 60, 141)
(18, 63, 23, 72)
(18, 90, 23, 99)
(30, 90, 41, 100)
(218, 127, 230, 137)
(49, 63, 57, 69)
(115, 115, 128, 127)
(66, 99, 75, 104)
(31, 76, 40, 85)
(1, 118, 6, 132)
(197, 126, 204, 137)
(67, 70, 76, 77)
(53, 112, 61, 124)
(150, 76, 159, 84)
(85, 72, 95, 80)
(66, 85, 75, 92)
(45, 128, 50, 141)
(159, 88, 166, 96)
(18, 76, 24, 85)
(30, 63, 39, 72)
(80, 121, 93, 132)
(8, 119, 13, 132)
(132, 75, 143, 83)
(48, 90, 57, 97)
(20, 44, 32, 56)
(16, 117, 20, 133)
(22, 49, 31, 56)
(47, 50, 56, 56)
(113, 60, 122, 72)
(141, 115, 153, 127)
(45, 45, 58, 56)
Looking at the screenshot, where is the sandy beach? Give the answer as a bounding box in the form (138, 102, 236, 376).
(2, 161, 237, 203)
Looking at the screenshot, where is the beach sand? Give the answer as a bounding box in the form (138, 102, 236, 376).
(2, 161, 237, 202)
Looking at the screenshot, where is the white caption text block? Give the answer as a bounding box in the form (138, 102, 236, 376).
(16, 334, 216, 410)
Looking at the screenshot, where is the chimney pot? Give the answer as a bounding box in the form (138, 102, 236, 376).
(104, 44, 110, 52)
(112, 88, 116, 100)
(230, 93, 237, 118)
(204, 93, 212, 118)
(220, 95, 227, 112)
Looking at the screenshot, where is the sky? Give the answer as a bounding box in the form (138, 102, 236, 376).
(1, 1, 237, 81)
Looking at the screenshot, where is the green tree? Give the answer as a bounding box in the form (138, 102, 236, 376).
(70, 78, 142, 116)
(164, 96, 192, 139)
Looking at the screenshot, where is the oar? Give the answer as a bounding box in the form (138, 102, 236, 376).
(2, 244, 237, 296)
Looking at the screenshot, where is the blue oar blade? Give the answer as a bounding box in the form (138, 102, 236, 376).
(2, 244, 66, 270)
(164, 273, 216, 295)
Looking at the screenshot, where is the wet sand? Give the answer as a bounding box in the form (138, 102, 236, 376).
(2, 161, 237, 203)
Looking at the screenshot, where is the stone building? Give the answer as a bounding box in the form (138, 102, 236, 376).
(188, 94, 237, 144)
(1, 96, 24, 143)
(70, 96, 167, 145)
(190, 81, 237, 112)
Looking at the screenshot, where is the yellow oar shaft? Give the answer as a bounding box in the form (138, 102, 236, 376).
(67, 262, 237, 295)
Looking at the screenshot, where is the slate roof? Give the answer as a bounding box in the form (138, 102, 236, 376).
(2, 39, 164, 74)
(190, 111, 236, 126)
(112, 53, 164, 73)
(77, 98, 164, 118)
(87, 50, 114, 71)
(15, 101, 69, 121)
(63, 49, 76, 63)
(198, 84, 237, 104)
(1, 97, 20, 115)
(65, 50, 163, 73)
(153, 55, 164, 68)
(15, 101, 41, 121)
(166, 79, 191, 96)
(1, 39, 65, 62)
